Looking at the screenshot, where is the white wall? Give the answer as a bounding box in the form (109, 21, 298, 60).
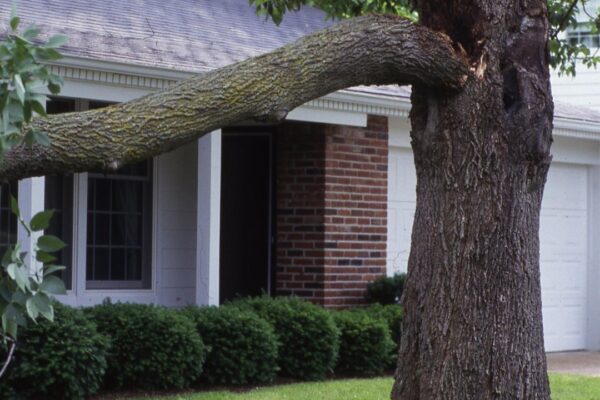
(156, 141, 199, 307)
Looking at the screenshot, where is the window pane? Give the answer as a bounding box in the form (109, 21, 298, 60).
(44, 175, 74, 290)
(86, 160, 153, 289)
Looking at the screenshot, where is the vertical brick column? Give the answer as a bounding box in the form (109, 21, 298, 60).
(275, 123, 327, 303)
(275, 115, 388, 307)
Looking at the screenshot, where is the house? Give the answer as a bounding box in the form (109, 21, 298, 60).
(3, 0, 600, 354)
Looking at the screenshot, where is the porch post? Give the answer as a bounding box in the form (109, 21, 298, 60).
(196, 130, 222, 306)
(18, 177, 45, 276)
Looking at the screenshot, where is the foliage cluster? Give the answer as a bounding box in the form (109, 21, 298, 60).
(230, 296, 341, 380)
(332, 310, 395, 376)
(181, 305, 279, 385)
(365, 272, 406, 305)
(0, 303, 109, 400)
(84, 301, 207, 390)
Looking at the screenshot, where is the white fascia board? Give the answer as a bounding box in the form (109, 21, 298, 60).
(50, 55, 197, 81)
(554, 117, 600, 141)
(287, 105, 367, 127)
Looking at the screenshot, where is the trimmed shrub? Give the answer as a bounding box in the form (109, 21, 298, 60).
(355, 304, 403, 369)
(365, 273, 407, 305)
(364, 303, 403, 348)
(231, 296, 340, 380)
(332, 310, 395, 376)
(181, 305, 279, 385)
(0, 302, 109, 400)
(84, 301, 207, 390)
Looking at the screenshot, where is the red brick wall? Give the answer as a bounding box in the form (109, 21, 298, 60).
(275, 115, 388, 307)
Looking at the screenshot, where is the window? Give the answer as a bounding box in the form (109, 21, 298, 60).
(44, 175, 74, 290)
(45, 98, 76, 290)
(567, 26, 600, 48)
(86, 160, 153, 289)
(0, 182, 18, 258)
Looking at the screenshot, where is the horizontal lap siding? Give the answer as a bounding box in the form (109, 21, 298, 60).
(156, 141, 198, 307)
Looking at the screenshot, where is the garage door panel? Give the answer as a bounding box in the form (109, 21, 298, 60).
(540, 163, 588, 351)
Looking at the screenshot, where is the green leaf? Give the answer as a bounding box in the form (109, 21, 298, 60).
(30, 209, 54, 231)
(0, 282, 11, 302)
(37, 251, 57, 264)
(10, 195, 19, 218)
(37, 235, 66, 252)
(43, 264, 65, 276)
(7, 263, 30, 292)
(30, 100, 47, 117)
(35, 48, 62, 61)
(2, 310, 18, 339)
(47, 81, 61, 95)
(1, 247, 12, 268)
(32, 130, 50, 147)
(10, 16, 20, 32)
(10, 195, 21, 218)
(26, 292, 52, 321)
(22, 26, 41, 41)
(45, 35, 68, 49)
(14, 74, 25, 104)
(39, 275, 66, 295)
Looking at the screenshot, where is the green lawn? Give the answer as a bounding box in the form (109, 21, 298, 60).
(119, 374, 600, 400)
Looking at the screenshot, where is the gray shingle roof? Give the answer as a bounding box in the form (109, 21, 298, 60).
(4, 0, 331, 73)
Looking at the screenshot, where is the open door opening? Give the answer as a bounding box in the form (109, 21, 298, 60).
(219, 131, 273, 302)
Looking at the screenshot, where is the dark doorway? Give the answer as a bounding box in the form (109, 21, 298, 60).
(219, 132, 272, 302)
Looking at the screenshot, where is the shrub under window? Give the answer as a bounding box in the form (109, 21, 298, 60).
(84, 301, 207, 390)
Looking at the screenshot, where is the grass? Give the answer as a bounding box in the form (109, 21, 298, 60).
(111, 374, 600, 400)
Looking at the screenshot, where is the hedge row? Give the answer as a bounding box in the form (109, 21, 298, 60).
(0, 298, 402, 399)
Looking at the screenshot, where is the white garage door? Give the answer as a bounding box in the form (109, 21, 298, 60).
(387, 147, 590, 352)
(540, 163, 589, 352)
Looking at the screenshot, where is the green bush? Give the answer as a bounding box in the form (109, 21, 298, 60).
(354, 304, 403, 369)
(365, 273, 407, 305)
(0, 302, 109, 400)
(332, 310, 395, 376)
(231, 296, 340, 380)
(84, 301, 207, 390)
(181, 305, 279, 385)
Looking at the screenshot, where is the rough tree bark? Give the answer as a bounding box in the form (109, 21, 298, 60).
(392, 1, 553, 399)
(0, 15, 467, 181)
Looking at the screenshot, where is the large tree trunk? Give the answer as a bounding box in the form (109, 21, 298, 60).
(392, 1, 553, 399)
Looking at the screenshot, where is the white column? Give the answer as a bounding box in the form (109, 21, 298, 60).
(196, 130, 222, 306)
(17, 177, 45, 275)
(586, 164, 600, 350)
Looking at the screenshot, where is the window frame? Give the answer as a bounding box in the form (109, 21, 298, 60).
(85, 160, 154, 290)
(74, 160, 158, 294)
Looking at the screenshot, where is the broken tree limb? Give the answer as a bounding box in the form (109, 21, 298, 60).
(0, 14, 468, 181)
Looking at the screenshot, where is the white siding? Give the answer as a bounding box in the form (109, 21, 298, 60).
(552, 69, 600, 113)
(156, 141, 198, 307)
